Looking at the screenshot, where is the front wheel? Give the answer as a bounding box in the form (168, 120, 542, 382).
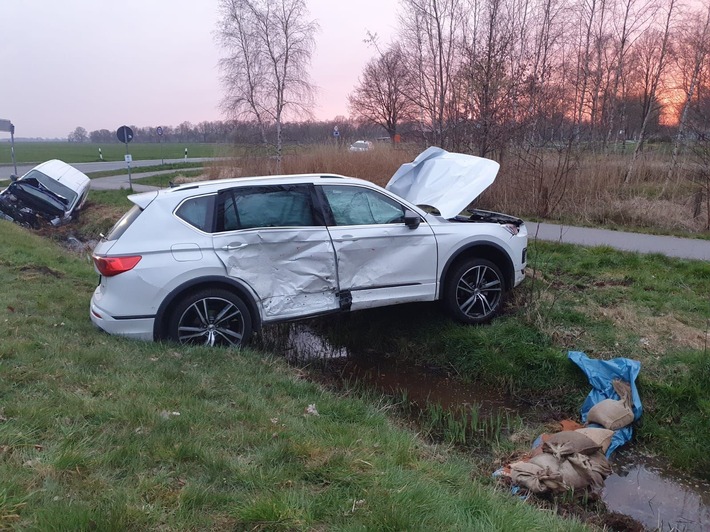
(444, 258, 505, 325)
(168, 289, 252, 347)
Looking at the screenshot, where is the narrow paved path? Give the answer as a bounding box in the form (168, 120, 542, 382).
(0, 158, 216, 180)
(89, 168, 204, 192)
(529, 222, 710, 261)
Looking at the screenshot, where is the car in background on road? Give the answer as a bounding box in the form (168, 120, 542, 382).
(348, 140, 373, 152)
(0, 159, 90, 228)
(90, 147, 527, 348)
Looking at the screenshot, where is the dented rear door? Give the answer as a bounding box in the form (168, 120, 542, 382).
(212, 184, 339, 320)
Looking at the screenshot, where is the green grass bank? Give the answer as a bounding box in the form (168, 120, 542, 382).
(0, 142, 225, 165)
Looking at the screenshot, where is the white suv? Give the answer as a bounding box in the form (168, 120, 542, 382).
(90, 148, 527, 347)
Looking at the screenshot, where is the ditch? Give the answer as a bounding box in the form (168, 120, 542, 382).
(257, 321, 710, 532)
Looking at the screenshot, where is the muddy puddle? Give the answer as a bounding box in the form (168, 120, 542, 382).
(604, 451, 710, 531)
(259, 323, 710, 531)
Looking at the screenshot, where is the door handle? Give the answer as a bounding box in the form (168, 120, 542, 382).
(221, 243, 246, 251)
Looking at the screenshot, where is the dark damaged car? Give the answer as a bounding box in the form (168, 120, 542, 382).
(0, 159, 90, 228)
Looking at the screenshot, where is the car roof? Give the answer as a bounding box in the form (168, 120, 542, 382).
(27, 160, 90, 192)
(127, 173, 384, 209)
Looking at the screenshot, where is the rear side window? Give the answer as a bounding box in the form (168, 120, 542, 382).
(175, 195, 216, 232)
(105, 205, 142, 241)
(217, 185, 316, 231)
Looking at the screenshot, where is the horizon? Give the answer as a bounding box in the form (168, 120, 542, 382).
(0, 0, 398, 139)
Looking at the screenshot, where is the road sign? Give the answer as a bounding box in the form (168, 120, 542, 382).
(156, 126, 163, 136)
(0, 119, 17, 175)
(117, 125, 134, 144)
(117, 125, 135, 191)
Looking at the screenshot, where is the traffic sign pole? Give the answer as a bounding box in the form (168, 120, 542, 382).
(157, 126, 164, 165)
(117, 125, 135, 192)
(125, 141, 132, 191)
(10, 124, 16, 176)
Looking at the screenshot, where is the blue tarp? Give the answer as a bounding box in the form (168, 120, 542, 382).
(568, 351, 642, 456)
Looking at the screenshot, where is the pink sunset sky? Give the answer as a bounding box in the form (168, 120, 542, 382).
(0, 0, 399, 138)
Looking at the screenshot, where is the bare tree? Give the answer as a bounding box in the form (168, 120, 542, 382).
(602, 0, 658, 149)
(624, 0, 677, 183)
(348, 43, 416, 141)
(398, 0, 466, 148)
(218, 0, 317, 168)
(666, 4, 710, 188)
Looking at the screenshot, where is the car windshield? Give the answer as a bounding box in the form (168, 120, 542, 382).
(19, 170, 78, 208)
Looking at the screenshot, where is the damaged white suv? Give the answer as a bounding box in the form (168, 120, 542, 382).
(90, 148, 527, 347)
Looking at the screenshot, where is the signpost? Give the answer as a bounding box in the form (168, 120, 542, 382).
(156, 126, 164, 165)
(0, 119, 17, 176)
(117, 125, 134, 191)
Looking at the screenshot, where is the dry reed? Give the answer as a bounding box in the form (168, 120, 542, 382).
(215, 144, 710, 234)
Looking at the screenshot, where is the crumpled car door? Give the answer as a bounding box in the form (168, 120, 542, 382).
(320, 184, 438, 309)
(212, 184, 340, 320)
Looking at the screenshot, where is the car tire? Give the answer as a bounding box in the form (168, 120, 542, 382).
(168, 289, 252, 347)
(444, 258, 505, 325)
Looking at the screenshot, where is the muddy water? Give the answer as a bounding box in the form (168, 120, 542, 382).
(259, 323, 710, 531)
(604, 451, 710, 531)
(258, 323, 522, 415)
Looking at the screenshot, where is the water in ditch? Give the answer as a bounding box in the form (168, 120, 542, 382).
(257, 322, 710, 531)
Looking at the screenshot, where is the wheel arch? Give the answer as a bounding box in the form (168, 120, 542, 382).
(153, 276, 261, 340)
(440, 242, 515, 297)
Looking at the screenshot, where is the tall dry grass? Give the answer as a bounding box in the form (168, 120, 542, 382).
(216, 143, 710, 234)
(225, 143, 419, 188)
(488, 150, 709, 233)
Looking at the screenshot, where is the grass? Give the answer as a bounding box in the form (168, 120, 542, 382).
(0, 142, 226, 164)
(0, 220, 590, 530)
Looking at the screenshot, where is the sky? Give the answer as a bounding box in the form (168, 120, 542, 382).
(0, 0, 399, 139)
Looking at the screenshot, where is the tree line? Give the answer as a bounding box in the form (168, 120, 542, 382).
(351, 1, 709, 158)
(67, 119, 385, 146)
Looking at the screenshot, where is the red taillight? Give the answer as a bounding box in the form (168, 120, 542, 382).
(92, 255, 142, 277)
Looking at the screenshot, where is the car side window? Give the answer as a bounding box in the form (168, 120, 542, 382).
(322, 185, 405, 226)
(218, 185, 316, 231)
(175, 195, 216, 232)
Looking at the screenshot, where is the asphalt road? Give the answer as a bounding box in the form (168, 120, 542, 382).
(0, 158, 214, 180)
(527, 222, 710, 261)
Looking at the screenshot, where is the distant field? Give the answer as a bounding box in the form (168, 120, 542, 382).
(0, 142, 229, 164)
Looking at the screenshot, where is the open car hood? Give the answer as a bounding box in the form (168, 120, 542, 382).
(385, 147, 499, 218)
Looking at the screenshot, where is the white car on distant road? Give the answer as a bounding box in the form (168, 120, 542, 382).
(349, 140, 373, 152)
(90, 147, 527, 347)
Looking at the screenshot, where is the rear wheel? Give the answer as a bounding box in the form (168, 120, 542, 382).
(168, 289, 252, 347)
(444, 258, 505, 325)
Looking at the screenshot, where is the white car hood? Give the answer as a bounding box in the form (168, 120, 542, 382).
(385, 147, 499, 218)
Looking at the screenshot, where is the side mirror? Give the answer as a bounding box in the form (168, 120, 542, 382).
(10, 175, 18, 182)
(404, 209, 421, 229)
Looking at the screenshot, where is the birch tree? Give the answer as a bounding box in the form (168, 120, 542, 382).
(218, 0, 317, 168)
